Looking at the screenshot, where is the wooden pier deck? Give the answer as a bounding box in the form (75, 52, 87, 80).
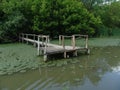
(19, 33, 90, 61)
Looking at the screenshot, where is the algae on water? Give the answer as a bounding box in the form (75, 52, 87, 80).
(0, 43, 41, 75)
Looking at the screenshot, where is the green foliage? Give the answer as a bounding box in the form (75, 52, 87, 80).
(81, 0, 120, 11)
(0, 0, 33, 42)
(93, 1, 120, 36)
(32, 0, 101, 37)
(106, 1, 120, 28)
(0, 0, 101, 43)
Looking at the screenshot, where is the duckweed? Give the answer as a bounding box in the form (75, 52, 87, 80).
(0, 37, 120, 76)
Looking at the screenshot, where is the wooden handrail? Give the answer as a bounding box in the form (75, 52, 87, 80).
(37, 35, 50, 56)
(74, 34, 88, 37)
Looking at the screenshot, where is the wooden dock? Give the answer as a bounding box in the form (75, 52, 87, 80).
(19, 33, 90, 61)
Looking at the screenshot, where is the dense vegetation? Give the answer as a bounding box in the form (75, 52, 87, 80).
(0, 0, 120, 43)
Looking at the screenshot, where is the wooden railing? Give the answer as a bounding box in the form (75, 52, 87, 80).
(37, 35, 49, 57)
(59, 34, 88, 50)
(73, 34, 88, 49)
(19, 33, 50, 58)
(19, 33, 39, 45)
(19, 33, 89, 61)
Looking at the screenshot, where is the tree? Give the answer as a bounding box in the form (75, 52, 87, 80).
(0, 0, 102, 42)
(80, 0, 120, 11)
(0, 0, 32, 42)
(93, 1, 120, 36)
(32, 0, 101, 37)
(106, 1, 120, 28)
(61, 0, 101, 35)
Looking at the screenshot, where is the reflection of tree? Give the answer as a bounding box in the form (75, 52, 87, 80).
(43, 54, 112, 86)
(52, 46, 120, 86)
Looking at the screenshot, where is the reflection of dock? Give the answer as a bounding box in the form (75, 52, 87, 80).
(19, 33, 90, 61)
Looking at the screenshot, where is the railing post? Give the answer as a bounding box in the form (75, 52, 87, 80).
(62, 36, 65, 49)
(72, 35, 77, 56)
(44, 36, 48, 61)
(59, 35, 62, 45)
(33, 34, 36, 46)
(42, 36, 44, 47)
(61, 36, 67, 58)
(37, 36, 40, 56)
(26, 34, 28, 44)
(72, 35, 75, 50)
(48, 36, 50, 43)
(85, 35, 88, 48)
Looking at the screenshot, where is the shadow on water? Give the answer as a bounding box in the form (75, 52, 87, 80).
(0, 45, 120, 90)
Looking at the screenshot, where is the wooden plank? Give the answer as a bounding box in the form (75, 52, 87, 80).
(22, 37, 86, 50)
(20, 33, 89, 61)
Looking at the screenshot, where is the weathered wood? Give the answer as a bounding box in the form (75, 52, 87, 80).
(47, 36, 49, 43)
(20, 33, 90, 61)
(73, 50, 78, 56)
(37, 36, 40, 55)
(59, 35, 62, 45)
(72, 35, 75, 50)
(44, 37, 47, 56)
(85, 35, 88, 48)
(26, 34, 28, 44)
(64, 51, 67, 58)
(62, 36, 65, 49)
(33, 34, 36, 46)
(22, 33, 24, 43)
(44, 54, 47, 61)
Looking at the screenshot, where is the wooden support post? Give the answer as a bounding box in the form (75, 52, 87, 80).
(64, 51, 67, 58)
(44, 36, 48, 61)
(85, 35, 88, 48)
(62, 36, 65, 49)
(44, 54, 47, 62)
(42, 36, 44, 47)
(37, 36, 40, 56)
(61, 36, 67, 58)
(73, 50, 78, 56)
(59, 35, 62, 45)
(48, 36, 50, 43)
(33, 34, 36, 46)
(86, 49, 90, 55)
(26, 34, 28, 44)
(72, 35, 75, 50)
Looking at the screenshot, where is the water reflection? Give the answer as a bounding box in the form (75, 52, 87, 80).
(112, 65, 120, 74)
(0, 46, 120, 90)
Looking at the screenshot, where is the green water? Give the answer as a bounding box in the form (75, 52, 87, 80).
(0, 39, 120, 90)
